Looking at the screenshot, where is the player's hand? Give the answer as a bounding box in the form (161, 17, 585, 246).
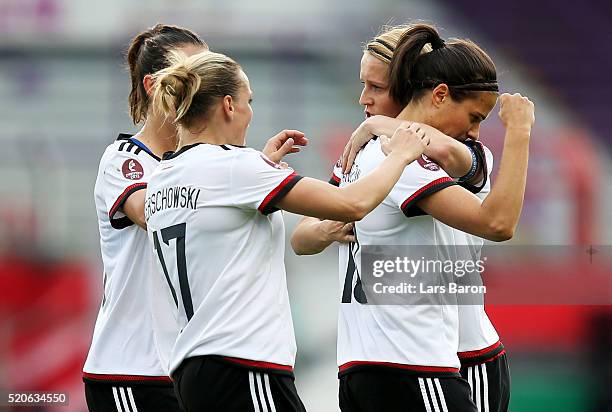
(380, 123, 430, 165)
(498, 93, 535, 132)
(262, 130, 309, 164)
(321, 220, 355, 244)
(341, 119, 377, 174)
(341, 116, 410, 174)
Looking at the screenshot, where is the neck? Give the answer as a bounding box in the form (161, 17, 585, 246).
(396, 103, 430, 124)
(176, 117, 244, 149)
(136, 112, 179, 157)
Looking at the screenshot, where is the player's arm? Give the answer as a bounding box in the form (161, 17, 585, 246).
(278, 124, 429, 222)
(341, 115, 478, 179)
(291, 217, 354, 255)
(417, 93, 535, 241)
(122, 190, 147, 230)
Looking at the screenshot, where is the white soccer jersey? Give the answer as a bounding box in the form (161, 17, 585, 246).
(446, 145, 504, 364)
(84, 134, 171, 383)
(333, 138, 463, 376)
(144, 143, 302, 376)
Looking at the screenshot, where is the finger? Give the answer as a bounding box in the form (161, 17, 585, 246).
(279, 161, 289, 169)
(342, 223, 354, 234)
(379, 135, 391, 154)
(283, 129, 305, 137)
(287, 132, 308, 147)
(340, 234, 356, 243)
(273, 130, 306, 145)
(345, 146, 359, 173)
(276, 137, 294, 157)
(341, 142, 352, 171)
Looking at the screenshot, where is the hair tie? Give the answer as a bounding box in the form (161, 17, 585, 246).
(432, 38, 446, 50)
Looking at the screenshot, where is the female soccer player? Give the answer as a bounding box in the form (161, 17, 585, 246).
(340, 25, 510, 412)
(85, 24, 307, 412)
(144, 50, 430, 412)
(292, 23, 534, 412)
(84, 24, 208, 412)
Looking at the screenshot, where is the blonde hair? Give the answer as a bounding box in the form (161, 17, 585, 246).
(126, 24, 206, 125)
(365, 24, 432, 64)
(151, 50, 242, 128)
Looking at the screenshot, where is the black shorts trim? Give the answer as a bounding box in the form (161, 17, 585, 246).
(83, 372, 173, 387)
(216, 356, 295, 377)
(458, 340, 506, 366)
(339, 361, 460, 378)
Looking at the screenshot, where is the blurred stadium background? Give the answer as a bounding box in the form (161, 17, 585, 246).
(0, 0, 611, 411)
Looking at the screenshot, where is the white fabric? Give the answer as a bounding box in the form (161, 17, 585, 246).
(85, 136, 167, 376)
(336, 138, 461, 369)
(145, 144, 299, 375)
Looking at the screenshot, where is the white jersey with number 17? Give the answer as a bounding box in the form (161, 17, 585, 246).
(145, 143, 303, 376)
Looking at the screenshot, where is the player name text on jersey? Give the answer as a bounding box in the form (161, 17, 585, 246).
(145, 186, 201, 220)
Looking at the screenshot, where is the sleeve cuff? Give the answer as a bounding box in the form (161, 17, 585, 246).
(328, 174, 341, 186)
(400, 177, 456, 217)
(109, 183, 148, 228)
(258, 173, 304, 215)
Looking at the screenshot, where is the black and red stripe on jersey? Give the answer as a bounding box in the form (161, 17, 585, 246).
(258, 173, 303, 215)
(219, 356, 294, 377)
(339, 360, 461, 378)
(458, 340, 506, 367)
(400, 177, 457, 217)
(82, 372, 173, 387)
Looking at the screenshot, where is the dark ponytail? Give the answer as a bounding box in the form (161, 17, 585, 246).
(388, 23, 498, 107)
(126, 24, 207, 124)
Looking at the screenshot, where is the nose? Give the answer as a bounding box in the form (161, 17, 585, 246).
(359, 87, 372, 107)
(466, 123, 480, 141)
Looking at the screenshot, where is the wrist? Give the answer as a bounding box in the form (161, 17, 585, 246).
(386, 151, 412, 166)
(317, 220, 334, 243)
(505, 125, 532, 135)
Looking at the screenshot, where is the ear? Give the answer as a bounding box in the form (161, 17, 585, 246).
(431, 83, 450, 108)
(143, 74, 155, 96)
(222, 95, 234, 119)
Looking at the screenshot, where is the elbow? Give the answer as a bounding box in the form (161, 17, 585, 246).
(346, 201, 368, 222)
(290, 234, 308, 256)
(485, 221, 515, 242)
(135, 214, 147, 230)
(435, 149, 453, 171)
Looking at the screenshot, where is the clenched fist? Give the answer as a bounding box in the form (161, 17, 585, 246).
(498, 93, 535, 132)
